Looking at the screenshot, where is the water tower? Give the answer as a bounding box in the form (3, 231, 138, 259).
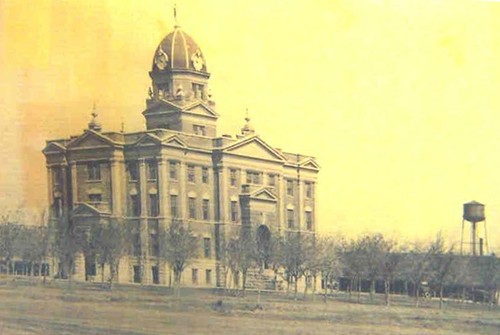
(461, 201, 489, 256)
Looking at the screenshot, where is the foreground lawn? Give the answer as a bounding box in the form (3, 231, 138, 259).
(0, 278, 497, 335)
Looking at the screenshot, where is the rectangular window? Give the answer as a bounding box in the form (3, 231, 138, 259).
(205, 269, 212, 284)
(188, 197, 196, 219)
(187, 165, 195, 183)
(202, 167, 209, 183)
(305, 211, 313, 231)
(202, 199, 210, 220)
(147, 162, 158, 180)
(246, 171, 261, 185)
(149, 194, 159, 217)
(305, 182, 313, 198)
(229, 169, 237, 187)
(132, 232, 141, 256)
(169, 161, 177, 180)
(192, 268, 198, 285)
(127, 162, 139, 181)
(287, 209, 295, 229)
(268, 174, 276, 187)
(53, 198, 62, 217)
(149, 221, 160, 257)
(192, 83, 205, 99)
(193, 124, 206, 136)
(87, 162, 101, 181)
(230, 201, 238, 222)
(88, 194, 102, 203)
(152, 266, 159, 284)
(203, 238, 211, 258)
(133, 265, 141, 283)
(170, 195, 178, 217)
(53, 167, 63, 186)
(131, 195, 141, 216)
(286, 179, 294, 196)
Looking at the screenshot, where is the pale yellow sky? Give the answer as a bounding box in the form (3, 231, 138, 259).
(0, 0, 499, 251)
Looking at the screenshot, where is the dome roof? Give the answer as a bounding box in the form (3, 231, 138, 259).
(152, 26, 207, 73)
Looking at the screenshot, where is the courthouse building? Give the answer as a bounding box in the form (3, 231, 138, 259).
(42, 21, 319, 287)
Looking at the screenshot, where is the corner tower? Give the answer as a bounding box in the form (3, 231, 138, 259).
(143, 25, 218, 136)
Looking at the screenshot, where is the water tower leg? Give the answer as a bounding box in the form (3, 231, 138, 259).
(471, 222, 476, 256)
(483, 220, 489, 255)
(460, 219, 465, 255)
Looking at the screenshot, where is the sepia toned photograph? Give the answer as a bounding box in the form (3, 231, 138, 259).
(0, 1, 498, 334)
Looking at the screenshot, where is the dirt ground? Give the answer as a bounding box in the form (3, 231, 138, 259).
(0, 278, 498, 335)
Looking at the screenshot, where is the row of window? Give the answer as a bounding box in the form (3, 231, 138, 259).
(287, 210, 314, 231)
(82, 164, 314, 199)
(128, 195, 217, 221)
(132, 265, 213, 286)
(192, 268, 212, 285)
(131, 232, 212, 260)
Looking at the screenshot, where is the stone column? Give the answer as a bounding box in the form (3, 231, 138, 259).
(138, 159, 150, 284)
(46, 166, 53, 210)
(69, 162, 78, 206)
(179, 161, 187, 220)
(110, 157, 124, 216)
(298, 178, 304, 232)
(279, 174, 285, 234)
(157, 155, 169, 222)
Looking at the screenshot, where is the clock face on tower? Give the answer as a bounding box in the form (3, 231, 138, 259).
(154, 47, 168, 70)
(191, 50, 204, 71)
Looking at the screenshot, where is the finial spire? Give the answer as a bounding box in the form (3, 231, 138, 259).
(88, 102, 102, 132)
(240, 108, 255, 136)
(173, 2, 179, 27)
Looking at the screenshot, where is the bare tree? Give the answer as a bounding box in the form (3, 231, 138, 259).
(160, 219, 198, 297)
(359, 233, 386, 302)
(53, 217, 82, 288)
(340, 237, 366, 303)
(316, 235, 342, 302)
(0, 210, 22, 275)
(475, 255, 499, 309)
(93, 219, 128, 289)
(428, 235, 456, 309)
(403, 237, 441, 308)
(279, 232, 314, 300)
(379, 238, 402, 306)
(225, 229, 256, 296)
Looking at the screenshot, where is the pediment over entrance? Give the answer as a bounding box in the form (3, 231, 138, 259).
(248, 188, 278, 202)
(71, 203, 109, 217)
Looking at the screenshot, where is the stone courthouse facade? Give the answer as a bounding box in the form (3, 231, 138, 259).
(43, 22, 319, 287)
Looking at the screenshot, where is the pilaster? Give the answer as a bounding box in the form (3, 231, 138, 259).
(70, 162, 78, 206)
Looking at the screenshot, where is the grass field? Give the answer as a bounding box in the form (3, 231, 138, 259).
(0, 278, 498, 335)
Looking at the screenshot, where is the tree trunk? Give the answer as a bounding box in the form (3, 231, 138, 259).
(312, 274, 317, 302)
(415, 283, 420, 308)
(303, 276, 309, 300)
(323, 275, 328, 303)
(384, 279, 390, 306)
(357, 276, 361, 303)
(101, 263, 105, 285)
(242, 270, 247, 297)
(439, 285, 444, 309)
(370, 279, 375, 302)
(294, 276, 298, 300)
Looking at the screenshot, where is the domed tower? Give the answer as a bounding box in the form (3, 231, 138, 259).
(143, 24, 218, 136)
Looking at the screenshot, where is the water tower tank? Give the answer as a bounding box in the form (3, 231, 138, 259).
(463, 201, 485, 223)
